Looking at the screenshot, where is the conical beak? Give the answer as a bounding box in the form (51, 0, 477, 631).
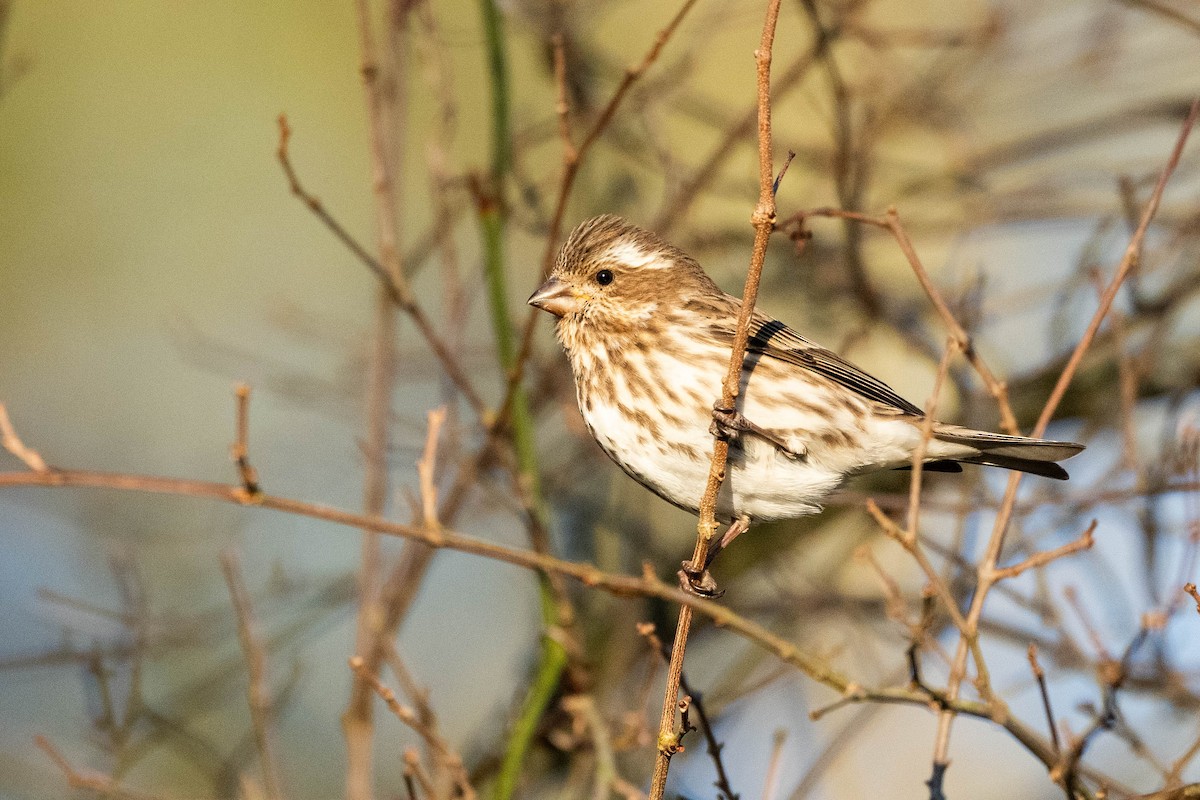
(527, 276, 579, 318)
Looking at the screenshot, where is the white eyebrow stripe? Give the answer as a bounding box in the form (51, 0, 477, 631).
(606, 241, 667, 268)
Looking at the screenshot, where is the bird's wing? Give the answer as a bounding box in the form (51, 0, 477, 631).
(744, 314, 926, 416)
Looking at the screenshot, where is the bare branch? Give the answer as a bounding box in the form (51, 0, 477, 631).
(991, 521, 1098, 581)
(229, 384, 261, 501)
(219, 550, 285, 800)
(651, 1, 783, 794)
(0, 403, 48, 472)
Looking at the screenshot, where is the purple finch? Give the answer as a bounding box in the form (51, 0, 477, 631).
(529, 215, 1083, 577)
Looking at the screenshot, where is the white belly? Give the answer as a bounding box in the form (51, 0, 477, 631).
(574, 349, 876, 523)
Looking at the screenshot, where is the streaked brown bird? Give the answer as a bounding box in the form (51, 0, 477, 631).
(529, 215, 1083, 585)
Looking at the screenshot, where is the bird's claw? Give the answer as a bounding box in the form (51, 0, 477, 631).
(709, 404, 743, 442)
(711, 404, 798, 456)
(679, 562, 724, 598)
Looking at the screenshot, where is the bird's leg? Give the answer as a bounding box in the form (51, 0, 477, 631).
(705, 515, 751, 570)
(711, 404, 801, 457)
(679, 515, 751, 598)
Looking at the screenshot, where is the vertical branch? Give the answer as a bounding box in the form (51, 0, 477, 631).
(475, 3, 575, 797)
(230, 384, 261, 500)
(649, 1, 783, 796)
(220, 551, 285, 800)
(344, 3, 411, 799)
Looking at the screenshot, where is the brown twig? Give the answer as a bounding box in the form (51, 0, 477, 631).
(34, 735, 165, 800)
(343, 3, 407, 797)
(789, 207, 1020, 434)
(908, 338, 960, 538)
(992, 521, 1098, 581)
(551, 34, 577, 165)
(349, 656, 475, 799)
(404, 748, 436, 800)
(219, 550, 285, 800)
(230, 384, 261, 500)
(650, 1, 783, 795)
(0, 403, 48, 472)
(1027, 643, 1062, 757)
(762, 729, 787, 800)
(1185, 583, 1200, 615)
(637, 623, 739, 800)
(415, 407, 447, 529)
(275, 115, 486, 418)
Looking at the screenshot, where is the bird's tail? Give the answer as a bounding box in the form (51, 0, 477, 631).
(930, 425, 1085, 481)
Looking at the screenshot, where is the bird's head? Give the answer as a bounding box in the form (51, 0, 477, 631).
(527, 215, 719, 346)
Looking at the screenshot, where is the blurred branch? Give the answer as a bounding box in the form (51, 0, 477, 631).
(343, 1, 411, 797)
(35, 736, 169, 800)
(219, 551, 285, 800)
(229, 384, 261, 500)
(0, 403, 49, 472)
(275, 115, 486, 417)
(349, 656, 475, 798)
(473, 1, 575, 796)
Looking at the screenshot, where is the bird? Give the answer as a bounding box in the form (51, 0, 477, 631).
(528, 215, 1084, 590)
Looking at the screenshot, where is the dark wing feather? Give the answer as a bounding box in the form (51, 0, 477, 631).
(744, 315, 925, 416)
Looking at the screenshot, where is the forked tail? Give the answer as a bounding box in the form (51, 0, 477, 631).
(931, 426, 1085, 480)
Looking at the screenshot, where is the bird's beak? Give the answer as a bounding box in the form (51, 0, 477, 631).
(527, 276, 579, 318)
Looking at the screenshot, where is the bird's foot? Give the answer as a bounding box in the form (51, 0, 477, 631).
(711, 404, 800, 457)
(679, 561, 724, 598)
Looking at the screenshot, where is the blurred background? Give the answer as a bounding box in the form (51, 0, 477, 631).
(2, 1, 1200, 798)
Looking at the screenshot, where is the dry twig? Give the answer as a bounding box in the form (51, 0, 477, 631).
(0, 403, 48, 472)
(650, 1, 783, 795)
(230, 384, 261, 501)
(219, 550, 284, 800)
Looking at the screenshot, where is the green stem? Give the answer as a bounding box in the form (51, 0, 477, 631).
(476, 1, 568, 797)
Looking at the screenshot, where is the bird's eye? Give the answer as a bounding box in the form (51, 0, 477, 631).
(595, 269, 614, 286)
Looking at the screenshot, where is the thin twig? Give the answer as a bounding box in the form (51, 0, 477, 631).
(230, 384, 261, 500)
(343, 3, 408, 797)
(1027, 644, 1062, 757)
(762, 729, 787, 800)
(1185, 583, 1200, 615)
(637, 623, 739, 800)
(34, 736, 165, 800)
(416, 407, 447, 529)
(219, 550, 285, 800)
(275, 115, 486, 417)
(349, 656, 475, 799)
(907, 338, 960, 539)
(650, 1, 783, 796)
(992, 521, 1098, 581)
(0, 403, 48, 472)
